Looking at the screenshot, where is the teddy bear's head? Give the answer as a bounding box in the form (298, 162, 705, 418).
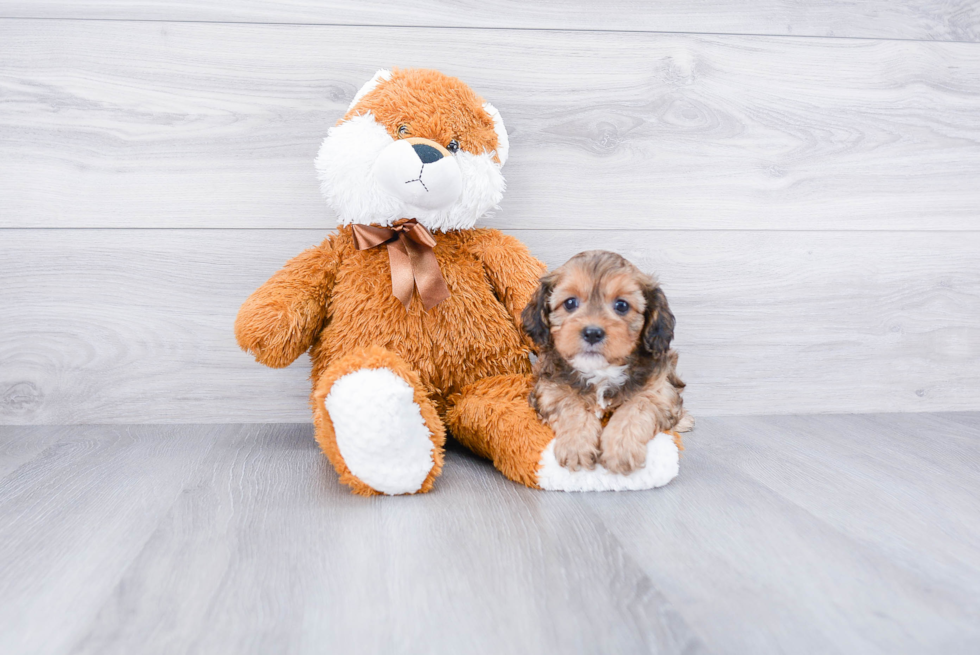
(315, 68, 508, 232)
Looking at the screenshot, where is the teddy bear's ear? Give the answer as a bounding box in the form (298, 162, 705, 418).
(347, 69, 392, 112)
(482, 102, 509, 166)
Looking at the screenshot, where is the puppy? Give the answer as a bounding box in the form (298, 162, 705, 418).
(521, 251, 692, 475)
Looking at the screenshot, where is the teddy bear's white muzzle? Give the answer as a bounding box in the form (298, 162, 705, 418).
(373, 139, 463, 211)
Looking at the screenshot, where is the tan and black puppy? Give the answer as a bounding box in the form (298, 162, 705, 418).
(521, 251, 693, 475)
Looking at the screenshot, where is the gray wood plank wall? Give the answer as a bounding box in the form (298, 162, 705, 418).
(4, 1, 980, 41)
(1, 5, 979, 423)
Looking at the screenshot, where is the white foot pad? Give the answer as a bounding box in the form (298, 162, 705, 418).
(537, 432, 679, 492)
(325, 368, 435, 495)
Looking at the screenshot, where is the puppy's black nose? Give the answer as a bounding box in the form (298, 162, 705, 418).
(582, 326, 606, 345)
(412, 143, 443, 164)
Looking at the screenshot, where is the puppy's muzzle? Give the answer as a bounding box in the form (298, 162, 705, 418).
(373, 137, 462, 211)
(581, 326, 606, 345)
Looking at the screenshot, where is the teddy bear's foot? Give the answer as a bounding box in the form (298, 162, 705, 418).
(313, 346, 445, 496)
(448, 374, 680, 492)
(537, 434, 678, 492)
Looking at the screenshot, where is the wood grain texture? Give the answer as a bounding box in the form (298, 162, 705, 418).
(1, 228, 978, 424)
(68, 426, 704, 655)
(1, 416, 978, 654)
(582, 413, 980, 654)
(0, 424, 219, 655)
(1, 1, 978, 42)
(707, 413, 980, 593)
(3, 19, 980, 230)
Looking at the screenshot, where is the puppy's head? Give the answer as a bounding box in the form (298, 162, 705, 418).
(522, 251, 674, 371)
(315, 68, 508, 232)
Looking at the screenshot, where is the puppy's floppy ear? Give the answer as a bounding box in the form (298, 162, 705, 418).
(521, 273, 556, 347)
(641, 283, 675, 355)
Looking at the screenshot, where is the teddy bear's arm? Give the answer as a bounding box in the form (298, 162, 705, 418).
(234, 235, 341, 368)
(476, 231, 547, 342)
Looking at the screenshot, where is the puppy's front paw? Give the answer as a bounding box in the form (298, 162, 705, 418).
(554, 437, 600, 472)
(600, 437, 647, 475)
(674, 410, 695, 433)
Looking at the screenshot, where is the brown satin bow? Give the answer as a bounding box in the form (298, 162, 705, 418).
(352, 219, 451, 311)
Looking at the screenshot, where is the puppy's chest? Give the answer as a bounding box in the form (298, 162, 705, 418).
(578, 364, 630, 418)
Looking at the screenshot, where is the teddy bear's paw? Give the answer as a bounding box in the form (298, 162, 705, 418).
(324, 368, 437, 495)
(536, 432, 679, 492)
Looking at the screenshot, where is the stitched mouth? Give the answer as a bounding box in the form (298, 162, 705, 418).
(404, 164, 428, 192)
(372, 139, 463, 210)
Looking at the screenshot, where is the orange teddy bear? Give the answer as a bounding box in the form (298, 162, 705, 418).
(235, 69, 680, 495)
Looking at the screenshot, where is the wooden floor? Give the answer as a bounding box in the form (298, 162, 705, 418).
(1, 414, 978, 654)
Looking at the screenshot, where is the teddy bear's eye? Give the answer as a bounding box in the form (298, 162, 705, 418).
(398, 124, 411, 137)
(447, 139, 460, 153)
(563, 297, 579, 312)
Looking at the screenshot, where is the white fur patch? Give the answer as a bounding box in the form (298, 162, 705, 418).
(315, 114, 402, 225)
(571, 355, 628, 410)
(348, 69, 391, 111)
(537, 433, 679, 492)
(482, 101, 509, 166)
(325, 368, 435, 495)
(315, 113, 505, 232)
(373, 139, 463, 211)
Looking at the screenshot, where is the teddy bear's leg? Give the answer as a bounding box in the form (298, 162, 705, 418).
(447, 374, 680, 492)
(312, 346, 445, 496)
(446, 374, 553, 489)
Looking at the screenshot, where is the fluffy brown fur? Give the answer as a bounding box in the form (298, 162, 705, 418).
(345, 68, 501, 162)
(521, 251, 691, 475)
(446, 375, 554, 488)
(236, 68, 554, 495)
(236, 225, 545, 494)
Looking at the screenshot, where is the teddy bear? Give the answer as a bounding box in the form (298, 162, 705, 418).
(235, 68, 680, 495)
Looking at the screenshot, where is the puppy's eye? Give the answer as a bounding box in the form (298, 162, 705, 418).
(563, 297, 579, 312)
(613, 299, 630, 315)
(398, 124, 411, 137)
(447, 139, 460, 153)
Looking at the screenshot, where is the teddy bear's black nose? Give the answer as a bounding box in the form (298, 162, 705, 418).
(412, 143, 443, 164)
(582, 326, 606, 345)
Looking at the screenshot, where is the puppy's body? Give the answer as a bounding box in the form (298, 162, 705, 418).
(522, 251, 691, 475)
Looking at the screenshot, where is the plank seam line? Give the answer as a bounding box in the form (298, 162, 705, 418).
(1, 15, 979, 46)
(3, 227, 980, 234)
(4, 410, 979, 429)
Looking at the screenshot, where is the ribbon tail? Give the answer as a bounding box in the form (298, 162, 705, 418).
(403, 237, 451, 310)
(385, 239, 415, 309)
